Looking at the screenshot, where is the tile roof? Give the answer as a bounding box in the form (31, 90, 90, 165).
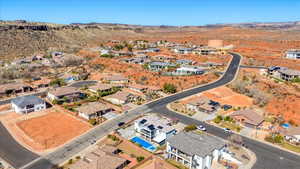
(231, 109, 264, 126)
(76, 102, 112, 116)
(0, 82, 30, 93)
(49, 86, 80, 97)
(89, 83, 113, 91)
(70, 146, 127, 169)
(282, 127, 300, 136)
(104, 91, 132, 102)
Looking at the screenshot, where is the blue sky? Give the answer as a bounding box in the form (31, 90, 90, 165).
(1, 0, 299, 25)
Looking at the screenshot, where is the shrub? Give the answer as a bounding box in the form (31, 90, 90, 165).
(88, 119, 98, 126)
(100, 54, 114, 58)
(163, 83, 177, 93)
(184, 124, 197, 132)
(68, 159, 73, 164)
(136, 156, 145, 162)
(214, 117, 222, 124)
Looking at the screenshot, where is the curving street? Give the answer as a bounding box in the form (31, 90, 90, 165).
(2, 52, 299, 169)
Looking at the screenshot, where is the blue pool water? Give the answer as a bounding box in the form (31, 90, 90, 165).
(131, 136, 156, 151)
(281, 123, 290, 129)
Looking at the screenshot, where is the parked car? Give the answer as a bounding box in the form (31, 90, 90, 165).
(90, 140, 96, 145)
(118, 122, 125, 127)
(222, 104, 232, 111)
(223, 128, 232, 133)
(197, 125, 206, 131)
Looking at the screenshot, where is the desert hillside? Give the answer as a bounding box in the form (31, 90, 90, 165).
(1, 20, 300, 70)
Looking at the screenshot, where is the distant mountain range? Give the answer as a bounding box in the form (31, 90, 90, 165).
(205, 21, 300, 30)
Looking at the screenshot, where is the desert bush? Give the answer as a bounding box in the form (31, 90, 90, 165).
(163, 83, 177, 93)
(184, 124, 197, 132)
(136, 156, 145, 162)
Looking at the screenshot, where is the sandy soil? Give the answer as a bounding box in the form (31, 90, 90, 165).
(202, 86, 253, 107)
(0, 106, 91, 153)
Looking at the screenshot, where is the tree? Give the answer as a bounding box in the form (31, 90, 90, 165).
(184, 124, 197, 132)
(100, 54, 114, 58)
(136, 156, 145, 162)
(50, 78, 66, 87)
(163, 83, 177, 93)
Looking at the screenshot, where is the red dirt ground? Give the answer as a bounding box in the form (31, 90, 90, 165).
(16, 108, 91, 151)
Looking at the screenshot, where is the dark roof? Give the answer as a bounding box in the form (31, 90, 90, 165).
(11, 95, 44, 108)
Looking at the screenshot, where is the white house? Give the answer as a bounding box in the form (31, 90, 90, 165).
(173, 47, 193, 54)
(282, 127, 300, 143)
(166, 132, 226, 169)
(175, 66, 205, 75)
(11, 95, 46, 114)
(285, 49, 300, 59)
(134, 114, 176, 145)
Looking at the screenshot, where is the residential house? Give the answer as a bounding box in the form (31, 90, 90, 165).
(134, 114, 177, 144)
(30, 77, 51, 89)
(88, 83, 114, 93)
(176, 59, 194, 65)
(186, 97, 218, 114)
(128, 84, 148, 93)
(174, 66, 205, 75)
(230, 109, 264, 128)
(113, 51, 133, 57)
(121, 57, 150, 65)
(192, 47, 218, 55)
(70, 145, 129, 169)
(47, 86, 82, 101)
(103, 75, 129, 84)
(11, 95, 46, 114)
(145, 48, 160, 53)
(173, 47, 193, 54)
(166, 132, 226, 169)
(267, 66, 282, 76)
(76, 102, 114, 120)
(281, 127, 300, 143)
(0, 82, 33, 97)
(148, 62, 176, 71)
(61, 73, 80, 84)
(278, 68, 300, 81)
(285, 49, 300, 59)
(104, 91, 133, 105)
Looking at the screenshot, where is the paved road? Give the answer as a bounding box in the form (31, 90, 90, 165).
(151, 106, 300, 169)
(21, 52, 242, 169)
(240, 65, 268, 69)
(0, 123, 39, 168)
(5, 52, 300, 169)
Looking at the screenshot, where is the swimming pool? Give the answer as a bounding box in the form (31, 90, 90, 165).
(131, 136, 156, 151)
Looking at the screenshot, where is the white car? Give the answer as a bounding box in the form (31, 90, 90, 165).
(197, 125, 206, 131)
(223, 128, 232, 133)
